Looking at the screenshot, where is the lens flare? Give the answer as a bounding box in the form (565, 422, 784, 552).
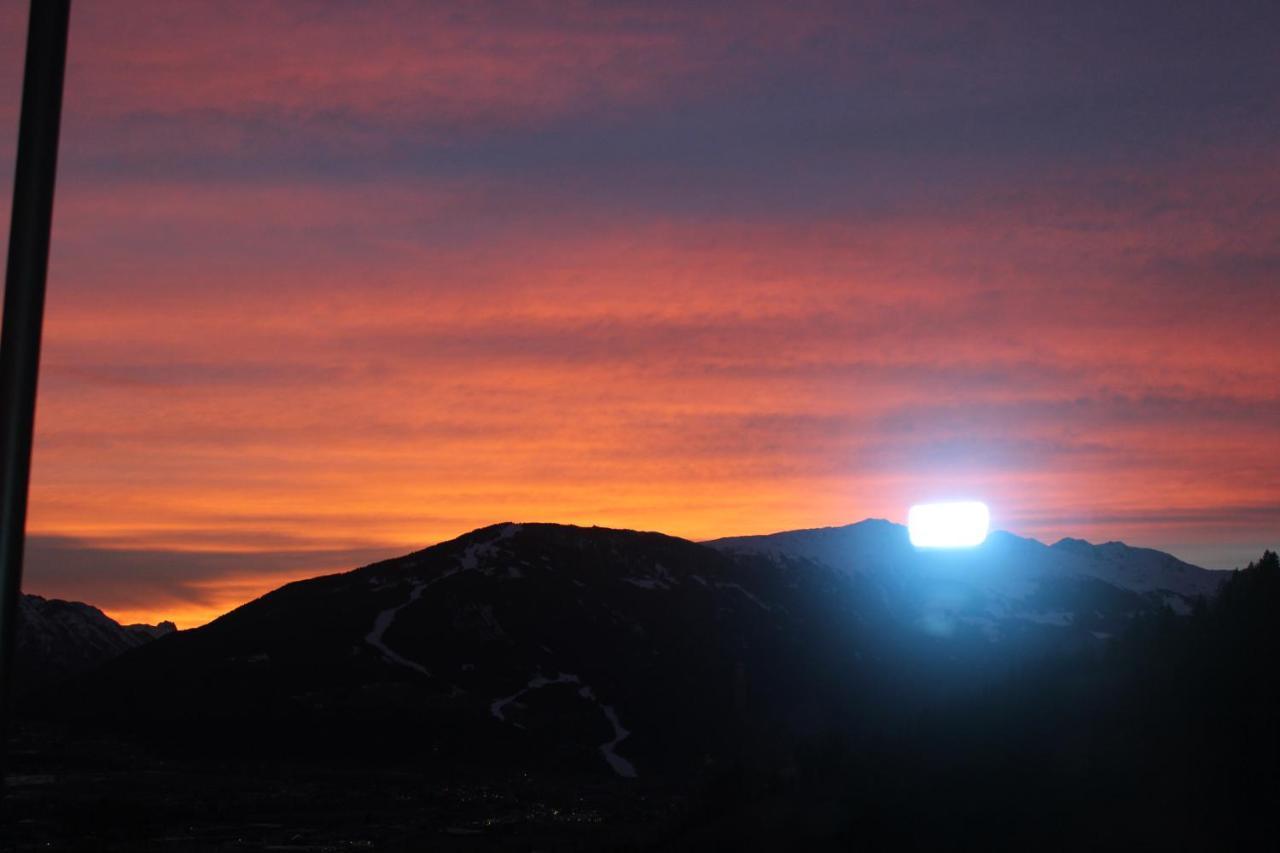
(908, 501, 990, 548)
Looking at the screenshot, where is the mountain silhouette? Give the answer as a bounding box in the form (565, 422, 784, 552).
(36, 520, 1219, 780)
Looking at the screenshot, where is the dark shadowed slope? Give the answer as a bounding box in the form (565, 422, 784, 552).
(54, 523, 877, 778)
(669, 549, 1280, 851)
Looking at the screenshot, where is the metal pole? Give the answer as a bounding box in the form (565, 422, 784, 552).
(0, 0, 72, 763)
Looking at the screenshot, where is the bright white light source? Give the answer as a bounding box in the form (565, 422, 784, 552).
(908, 501, 990, 548)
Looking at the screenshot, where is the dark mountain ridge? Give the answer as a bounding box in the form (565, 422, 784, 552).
(53, 523, 873, 776)
(38, 520, 1220, 781)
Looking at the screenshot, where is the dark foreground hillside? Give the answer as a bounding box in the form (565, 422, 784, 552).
(4, 528, 1276, 850)
(682, 550, 1280, 850)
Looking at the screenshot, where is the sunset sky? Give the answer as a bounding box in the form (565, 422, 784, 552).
(2, 1, 1277, 628)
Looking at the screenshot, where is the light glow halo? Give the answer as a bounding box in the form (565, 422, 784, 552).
(908, 501, 990, 548)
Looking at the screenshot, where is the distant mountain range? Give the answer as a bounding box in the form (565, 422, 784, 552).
(14, 593, 175, 692)
(30, 520, 1227, 781)
(713, 518, 1221, 597)
(710, 518, 1222, 632)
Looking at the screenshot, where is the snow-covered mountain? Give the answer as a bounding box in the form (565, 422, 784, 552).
(14, 593, 176, 691)
(1047, 536, 1223, 599)
(710, 519, 1221, 598)
(43, 520, 1225, 779)
(709, 519, 1224, 628)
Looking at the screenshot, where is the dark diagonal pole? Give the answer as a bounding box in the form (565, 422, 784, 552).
(0, 0, 72, 767)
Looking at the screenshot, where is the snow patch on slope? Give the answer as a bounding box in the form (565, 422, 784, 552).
(1022, 611, 1073, 627)
(624, 577, 667, 590)
(365, 582, 433, 676)
(715, 581, 771, 611)
(622, 562, 679, 591)
(456, 523, 525, 577)
(490, 672, 638, 778)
